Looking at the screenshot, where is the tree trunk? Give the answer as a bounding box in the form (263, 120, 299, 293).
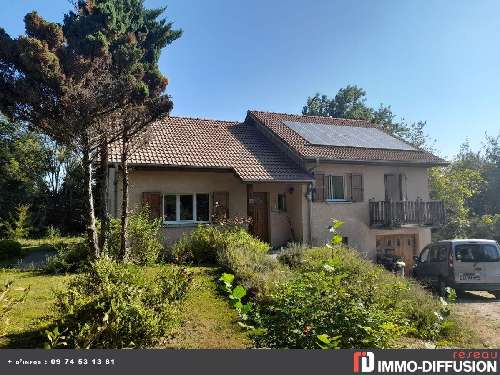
(98, 140, 109, 252)
(82, 143, 100, 259)
(119, 132, 129, 262)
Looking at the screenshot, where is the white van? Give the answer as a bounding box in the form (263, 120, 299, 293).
(413, 239, 500, 298)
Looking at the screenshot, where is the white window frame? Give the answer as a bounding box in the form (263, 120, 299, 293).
(326, 175, 346, 202)
(163, 193, 211, 225)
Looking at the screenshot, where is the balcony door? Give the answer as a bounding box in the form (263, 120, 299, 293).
(384, 174, 407, 201)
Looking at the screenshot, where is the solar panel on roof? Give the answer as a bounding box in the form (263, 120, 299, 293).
(283, 121, 417, 151)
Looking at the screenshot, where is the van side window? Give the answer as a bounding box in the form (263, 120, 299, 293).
(455, 244, 500, 262)
(419, 247, 430, 263)
(430, 245, 448, 263)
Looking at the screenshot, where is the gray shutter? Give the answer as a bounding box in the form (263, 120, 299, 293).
(345, 174, 353, 201)
(400, 173, 408, 201)
(313, 174, 325, 201)
(142, 192, 162, 218)
(351, 174, 364, 202)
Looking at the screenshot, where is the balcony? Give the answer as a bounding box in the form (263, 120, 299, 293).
(369, 200, 446, 228)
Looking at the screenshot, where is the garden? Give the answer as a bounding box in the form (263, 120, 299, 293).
(0, 208, 480, 349)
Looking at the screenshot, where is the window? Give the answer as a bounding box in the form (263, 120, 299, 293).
(326, 175, 345, 200)
(277, 193, 287, 212)
(163, 193, 210, 223)
(430, 245, 448, 263)
(419, 247, 430, 263)
(455, 244, 500, 262)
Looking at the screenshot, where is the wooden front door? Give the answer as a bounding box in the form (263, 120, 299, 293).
(376, 234, 417, 271)
(251, 192, 269, 243)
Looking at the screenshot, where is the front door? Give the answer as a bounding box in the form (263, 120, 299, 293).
(251, 192, 269, 243)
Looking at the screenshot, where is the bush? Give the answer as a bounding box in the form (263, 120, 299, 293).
(168, 225, 269, 265)
(0, 239, 23, 260)
(0, 204, 32, 240)
(277, 243, 308, 268)
(43, 241, 90, 274)
(216, 231, 288, 300)
(48, 259, 191, 348)
(105, 207, 163, 265)
(256, 246, 461, 348)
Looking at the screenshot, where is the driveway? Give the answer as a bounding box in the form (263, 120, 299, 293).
(455, 291, 500, 348)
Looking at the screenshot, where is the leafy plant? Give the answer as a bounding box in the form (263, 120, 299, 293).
(104, 207, 163, 265)
(277, 243, 308, 268)
(316, 334, 341, 349)
(48, 259, 191, 348)
(43, 240, 90, 274)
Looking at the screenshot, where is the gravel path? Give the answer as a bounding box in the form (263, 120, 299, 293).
(455, 291, 500, 348)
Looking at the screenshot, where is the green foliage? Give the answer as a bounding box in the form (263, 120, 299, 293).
(43, 241, 90, 274)
(46, 225, 61, 240)
(105, 207, 163, 265)
(0, 280, 30, 336)
(169, 225, 269, 265)
(48, 258, 191, 348)
(218, 273, 254, 323)
(0, 240, 22, 260)
(255, 246, 461, 348)
(469, 214, 500, 242)
(1, 204, 32, 240)
(430, 165, 484, 239)
(277, 243, 308, 268)
(302, 86, 432, 149)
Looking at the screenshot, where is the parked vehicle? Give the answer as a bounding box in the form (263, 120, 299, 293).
(412, 239, 500, 298)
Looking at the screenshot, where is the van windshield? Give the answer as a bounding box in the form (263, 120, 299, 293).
(455, 244, 500, 262)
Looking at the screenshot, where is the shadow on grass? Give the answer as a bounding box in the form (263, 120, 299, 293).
(1, 328, 46, 349)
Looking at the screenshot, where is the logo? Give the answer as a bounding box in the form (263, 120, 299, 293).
(353, 352, 375, 373)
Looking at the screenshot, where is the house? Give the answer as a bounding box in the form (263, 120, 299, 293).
(107, 110, 447, 266)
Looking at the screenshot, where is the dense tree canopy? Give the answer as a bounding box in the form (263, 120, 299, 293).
(0, 0, 181, 255)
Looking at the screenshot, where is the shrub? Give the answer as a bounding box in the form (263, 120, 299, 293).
(0, 239, 23, 260)
(105, 207, 163, 265)
(277, 243, 308, 268)
(168, 225, 269, 265)
(48, 259, 191, 348)
(43, 241, 90, 274)
(255, 246, 462, 348)
(216, 232, 288, 300)
(0, 204, 32, 240)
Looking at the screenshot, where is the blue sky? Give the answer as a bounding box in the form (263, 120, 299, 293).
(1, 1, 499, 159)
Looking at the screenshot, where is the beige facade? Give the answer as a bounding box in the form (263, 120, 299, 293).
(308, 162, 432, 260)
(108, 168, 309, 248)
(108, 162, 433, 260)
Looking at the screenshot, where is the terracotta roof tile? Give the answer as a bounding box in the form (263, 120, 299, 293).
(109, 116, 314, 182)
(248, 111, 446, 165)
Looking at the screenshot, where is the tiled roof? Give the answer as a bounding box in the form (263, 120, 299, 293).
(247, 111, 447, 165)
(109, 116, 314, 182)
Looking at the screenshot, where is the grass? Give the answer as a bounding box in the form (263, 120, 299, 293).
(0, 264, 251, 349)
(161, 266, 252, 349)
(0, 269, 72, 348)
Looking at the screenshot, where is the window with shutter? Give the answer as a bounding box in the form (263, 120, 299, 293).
(326, 175, 345, 200)
(161, 193, 211, 224)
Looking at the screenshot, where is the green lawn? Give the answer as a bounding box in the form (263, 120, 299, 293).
(0, 269, 72, 348)
(0, 265, 251, 349)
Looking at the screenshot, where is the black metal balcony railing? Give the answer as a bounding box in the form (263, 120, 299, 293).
(369, 200, 446, 228)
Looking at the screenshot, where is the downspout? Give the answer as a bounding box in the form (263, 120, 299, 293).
(306, 182, 313, 246)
